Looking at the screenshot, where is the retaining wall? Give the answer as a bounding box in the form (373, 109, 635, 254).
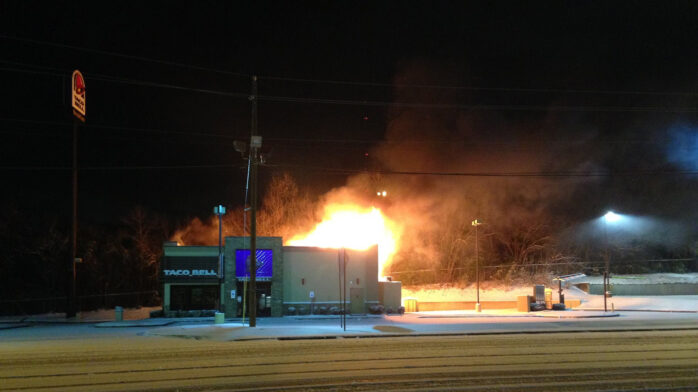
(589, 283, 698, 296)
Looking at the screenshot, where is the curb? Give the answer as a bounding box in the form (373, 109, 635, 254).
(233, 325, 698, 342)
(0, 323, 30, 330)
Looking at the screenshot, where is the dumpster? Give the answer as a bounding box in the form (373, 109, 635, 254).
(404, 298, 418, 312)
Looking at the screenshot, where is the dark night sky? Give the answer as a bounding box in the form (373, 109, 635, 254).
(2, 1, 698, 227)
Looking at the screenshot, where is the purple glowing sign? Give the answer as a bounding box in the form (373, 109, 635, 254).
(235, 249, 273, 281)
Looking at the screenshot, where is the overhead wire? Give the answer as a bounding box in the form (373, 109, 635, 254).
(5, 161, 695, 178)
(259, 74, 698, 97)
(0, 117, 683, 149)
(2, 62, 698, 113)
(265, 163, 698, 178)
(7, 33, 698, 98)
(0, 34, 248, 77)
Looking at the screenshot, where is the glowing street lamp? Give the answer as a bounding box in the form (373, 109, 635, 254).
(602, 210, 621, 312)
(604, 211, 621, 223)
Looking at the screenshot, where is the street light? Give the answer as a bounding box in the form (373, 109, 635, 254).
(602, 210, 620, 312)
(604, 211, 621, 223)
(214, 205, 226, 312)
(472, 219, 483, 312)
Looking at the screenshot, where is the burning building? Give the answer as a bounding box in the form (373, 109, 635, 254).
(161, 237, 402, 317)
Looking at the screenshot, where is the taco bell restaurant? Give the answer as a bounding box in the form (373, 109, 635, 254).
(161, 236, 401, 318)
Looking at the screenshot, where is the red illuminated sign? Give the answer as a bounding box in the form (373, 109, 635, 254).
(71, 70, 86, 122)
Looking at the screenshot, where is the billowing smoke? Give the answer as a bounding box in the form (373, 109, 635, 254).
(665, 123, 698, 171)
(172, 61, 697, 283)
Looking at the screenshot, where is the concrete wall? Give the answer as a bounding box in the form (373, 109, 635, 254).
(415, 299, 581, 311)
(282, 245, 378, 315)
(590, 283, 698, 296)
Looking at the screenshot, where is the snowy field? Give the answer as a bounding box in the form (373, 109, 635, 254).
(402, 273, 698, 312)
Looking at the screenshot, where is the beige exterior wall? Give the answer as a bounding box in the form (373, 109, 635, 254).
(378, 281, 402, 311)
(282, 245, 378, 314)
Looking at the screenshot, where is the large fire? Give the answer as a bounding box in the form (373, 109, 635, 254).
(287, 204, 400, 279)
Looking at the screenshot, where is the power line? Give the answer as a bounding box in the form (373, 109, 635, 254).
(0, 117, 241, 140)
(4, 63, 698, 113)
(0, 117, 682, 148)
(0, 164, 242, 171)
(0, 63, 250, 98)
(267, 163, 698, 178)
(259, 93, 698, 112)
(3, 162, 696, 177)
(260, 74, 698, 97)
(0, 34, 248, 77)
(6, 34, 698, 98)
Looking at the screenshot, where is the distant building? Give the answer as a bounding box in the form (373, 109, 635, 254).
(161, 237, 401, 317)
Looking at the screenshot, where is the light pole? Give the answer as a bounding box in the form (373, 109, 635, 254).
(214, 205, 226, 312)
(472, 219, 483, 312)
(602, 211, 620, 312)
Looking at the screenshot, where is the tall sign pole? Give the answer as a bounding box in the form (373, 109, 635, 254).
(68, 70, 86, 319)
(248, 76, 259, 327)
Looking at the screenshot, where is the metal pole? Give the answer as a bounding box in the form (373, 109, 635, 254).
(475, 224, 479, 306)
(218, 211, 222, 264)
(337, 249, 344, 328)
(248, 75, 258, 327)
(67, 120, 78, 319)
(604, 219, 609, 312)
(343, 248, 347, 331)
(217, 207, 223, 312)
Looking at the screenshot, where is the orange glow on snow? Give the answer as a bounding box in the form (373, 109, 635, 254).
(287, 204, 399, 279)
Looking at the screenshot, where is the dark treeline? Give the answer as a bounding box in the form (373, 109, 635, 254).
(1, 173, 696, 316)
(0, 205, 169, 316)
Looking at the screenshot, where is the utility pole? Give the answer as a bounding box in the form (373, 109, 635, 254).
(248, 75, 259, 327)
(67, 119, 78, 319)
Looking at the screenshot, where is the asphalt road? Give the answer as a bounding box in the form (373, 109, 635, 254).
(1, 316, 698, 391)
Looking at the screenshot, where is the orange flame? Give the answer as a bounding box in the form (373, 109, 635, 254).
(287, 204, 400, 279)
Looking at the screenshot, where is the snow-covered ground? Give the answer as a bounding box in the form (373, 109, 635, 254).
(567, 272, 698, 285)
(402, 273, 698, 312)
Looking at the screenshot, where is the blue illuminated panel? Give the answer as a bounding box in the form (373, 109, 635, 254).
(235, 249, 273, 281)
